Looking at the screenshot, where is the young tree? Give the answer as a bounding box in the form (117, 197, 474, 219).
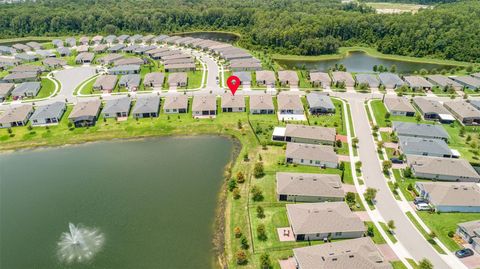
(236, 250, 247, 265)
(260, 253, 272, 269)
(388, 220, 395, 231)
(236, 171, 245, 183)
(418, 258, 433, 269)
(382, 160, 392, 173)
(233, 188, 241, 200)
(257, 224, 267, 241)
(345, 192, 356, 205)
(364, 188, 377, 202)
(228, 179, 237, 192)
(256, 205, 265, 218)
(254, 162, 265, 178)
(251, 185, 264, 201)
(367, 225, 375, 237)
(415, 114, 422, 123)
(234, 226, 242, 238)
(240, 235, 249, 249)
(335, 139, 342, 148)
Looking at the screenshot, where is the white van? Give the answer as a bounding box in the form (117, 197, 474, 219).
(416, 203, 431, 211)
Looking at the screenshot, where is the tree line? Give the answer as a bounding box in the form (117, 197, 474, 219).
(0, 0, 479, 62)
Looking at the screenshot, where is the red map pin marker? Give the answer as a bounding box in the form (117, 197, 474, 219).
(227, 75, 240, 95)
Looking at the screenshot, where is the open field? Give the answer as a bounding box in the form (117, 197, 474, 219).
(364, 2, 430, 14)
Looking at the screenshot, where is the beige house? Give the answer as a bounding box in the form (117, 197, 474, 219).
(286, 142, 338, 168)
(93, 75, 118, 93)
(163, 95, 188, 114)
(255, 70, 276, 86)
(249, 94, 274, 114)
(168, 72, 188, 87)
(293, 237, 392, 269)
(309, 72, 331, 88)
(277, 94, 304, 116)
(384, 97, 416, 117)
(283, 124, 336, 145)
(416, 182, 480, 212)
(443, 100, 480, 126)
(278, 70, 299, 86)
(0, 104, 33, 128)
(276, 172, 344, 202)
(407, 155, 480, 182)
(221, 93, 245, 112)
(143, 72, 165, 88)
(192, 95, 217, 117)
(287, 202, 365, 241)
(68, 99, 101, 127)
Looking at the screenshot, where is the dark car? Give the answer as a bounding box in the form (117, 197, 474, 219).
(414, 197, 428, 205)
(455, 248, 474, 258)
(390, 158, 404, 164)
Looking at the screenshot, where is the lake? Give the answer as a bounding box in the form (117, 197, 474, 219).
(176, 31, 239, 43)
(275, 51, 456, 74)
(0, 136, 233, 269)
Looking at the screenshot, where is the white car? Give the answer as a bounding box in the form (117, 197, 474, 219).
(415, 203, 431, 211)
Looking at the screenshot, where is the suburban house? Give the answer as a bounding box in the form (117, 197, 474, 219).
(232, 71, 251, 86)
(92, 35, 103, 44)
(0, 83, 14, 101)
(163, 95, 188, 114)
(355, 73, 380, 88)
(129, 34, 143, 44)
(52, 39, 63, 48)
(277, 94, 304, 116)
(36, 50, 56, 58)
(11, 82, 41, 99)
(379, 72, 405, 89)
(168, 72, 188, 87)
(75, 52, 94, 64)
(249, 94, 274, 114)
(117, 35, 130, 44)
(192, 95, 217, 117)
(79, 36, 89, 45)
(108, 65, 140, 75)
(43, 58, 66, 68)
(404, 75, 433, 91)
(102, 96, 131, 119)
(76, 45, 89, 53)
(450, 76, 480, 90)
(164, 63, 196, 72)
(469, 100, 480, 111)
(286, 142, 338, 168)
(93, 75, 118, 93)
(415, 182, 480, 213)
(11, 65, 44, 74)
(143, 72, 165, 88)
(309, 72, 331, 88)
(293, 237, 393, 269)
(92, 44, 108, 53)
(0, 104, 33, 128)
(276, 172, 344, 202)
(413, 97, 454, 123)
(278, 70, 299, 87)
(26, 41, 42, 50)
(384, 97, 416, 117)
(2, 72, 39, 83)
(398, 136, 454, 158)
(108, 44, 125, 53)
(12, 43, 31, 52)
(273, 124, 336, 146)
(57, 47, 71, 56)
(118, 74, 141, 91)
(255, 70, 276, 86)
(331, 71, 355, 87)
(229, 58, 262, 71)
(105, 35, 117, 44)
(15, 53, 38, 62)
(221, 93, 245, 112)
(30, 102, 66, 126)
(457, 221, 480, 253)
(132, 94, 160, 118)
(392, 121, 449, 141)
(113, 57, 144, 66)
(426, 75, 463, 91)
(97, 54, 123, 65)
(68, 99, 101, 127)
(306, 93, 335, 114)
(443, 100, 480, 125)
(65, 37, 76, 47)
(286, 202, 365, 241)
(406, 155, 480, 182)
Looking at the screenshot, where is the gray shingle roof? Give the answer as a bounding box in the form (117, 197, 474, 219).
(277, 94, 304, 111)
(163, 95, 188, 110)
(30, 102, 65, 121)
(293, 237, 392, 269)
(413, 97, 451, 116)
(287, 202, 365, 235)
(232, 71, 252, 83)
(102, 96, 131, 114)
(11, 82, 41, 96)
(286, 142, 338, 163)
(398, 136, 452, 156)
(355, 74, 380, 88)
(379, 72, 405, 88)
(132, 95, 160, 114)
(249, 94, 274, 111)
(384, 97, 415, 113)
(276, 172, 344, 198)
(404, 75, 433, 88)
(417, 182, 480, 207)
(192, 95, 216, 111)
(309, 72, 331, 85)
(393, 121, 449, 140)
(407, 155, 480, 180)
(285, 124, 336, 143)
(306, 93, 335, 111)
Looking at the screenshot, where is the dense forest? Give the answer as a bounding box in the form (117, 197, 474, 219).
(0, 0, 479, 62)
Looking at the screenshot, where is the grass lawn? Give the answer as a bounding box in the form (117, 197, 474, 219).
(405, 212, 446, 254)
(187, 70, 203, 89)
(34, 78, 56, 99)
(296, 70, 311, 88)
(365, 221, 387, 244)
(379, 222, 398, 243)
(417, 211, 480, 252)
(390, 260, 408, 269)
(79, 76, 102, 95)
(393, 169, 417, 201)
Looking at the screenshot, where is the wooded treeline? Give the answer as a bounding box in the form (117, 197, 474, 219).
(0, 0, 479, 62)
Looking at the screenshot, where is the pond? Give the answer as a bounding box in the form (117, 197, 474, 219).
(275, 51, 457, 74)
(0, 136, 233, 269)
(176, 31, 239, 43)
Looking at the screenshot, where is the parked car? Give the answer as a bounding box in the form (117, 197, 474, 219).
(414, 197, 428, 205)
(455, 248, 474, 258)
(415, 203, 431, 211)
(390, 158, 404, 164)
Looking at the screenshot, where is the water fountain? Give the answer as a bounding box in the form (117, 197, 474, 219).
(57, 223, 105, 264)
